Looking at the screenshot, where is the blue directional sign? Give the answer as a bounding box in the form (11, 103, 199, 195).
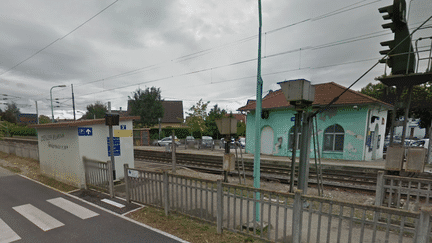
(120, 125, 126, 130)
(107, 137, 120, 156)
(78, 127, 93, 136)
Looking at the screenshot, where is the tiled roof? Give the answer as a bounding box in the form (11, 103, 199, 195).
(29, 116, 139, 129)
(238, 82, 393, 111)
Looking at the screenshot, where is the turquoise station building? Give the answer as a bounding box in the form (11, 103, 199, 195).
(238, 80, 393, 161)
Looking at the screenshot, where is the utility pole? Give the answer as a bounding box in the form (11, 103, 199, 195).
(253, 0, 263, 222)
(71, 84, 76, 121)
(35, 101, 39, 124)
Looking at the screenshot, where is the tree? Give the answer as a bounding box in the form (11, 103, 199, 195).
(186, 99, 210, 138)
(82, 101, 107, 119)
(39, 115, 51, 124)
(0, 102, 20, 124)
(360, 82, 432, 138)
(128, 87, 164, 128)
(205, 104, 227, 139)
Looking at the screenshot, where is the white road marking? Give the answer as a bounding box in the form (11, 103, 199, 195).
(101, 199, 125, 208)
(12, 204, 64, 231)
(0, 218, 21, 243)
(47, 197, 99, 219)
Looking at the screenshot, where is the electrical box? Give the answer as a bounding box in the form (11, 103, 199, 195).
(385, 145, 405, 171)
(223, 153, 235, 172)
(277, 79, 315, 103)
(405, 147, 426, 172)
(215, 118, 237, 135)
(105, 113, 120, 126)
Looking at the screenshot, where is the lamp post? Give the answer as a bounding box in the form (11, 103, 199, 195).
(50, 85, 67, 122)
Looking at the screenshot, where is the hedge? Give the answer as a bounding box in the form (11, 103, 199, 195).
(10, 127, 37, 137)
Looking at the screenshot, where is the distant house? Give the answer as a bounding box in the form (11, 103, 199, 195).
(238, 80, 393, 161)
(127, 100, 184, 128)
(394, 117, 426, 139)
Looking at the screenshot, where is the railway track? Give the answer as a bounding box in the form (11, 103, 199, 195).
(134, 149, 384, 193)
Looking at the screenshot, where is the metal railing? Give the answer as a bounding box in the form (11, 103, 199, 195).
(124, 165, 432, 242)
(376, 171, 432, 210)
(83, 157, 113, 196)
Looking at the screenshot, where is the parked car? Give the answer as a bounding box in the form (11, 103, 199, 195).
(186, 136, 195, 142)
(239, 137, 246, 148)
(201, 136, 214, 148)
(157, 136, 180, 146)
(219, 137, 235, 149)
(411, 139, 429, 149)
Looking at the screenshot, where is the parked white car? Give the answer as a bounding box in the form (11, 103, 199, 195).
(157, 136, 180, 146)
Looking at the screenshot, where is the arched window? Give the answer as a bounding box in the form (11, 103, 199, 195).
(288, 126, 302, 150)
(323, 124, 344, 151)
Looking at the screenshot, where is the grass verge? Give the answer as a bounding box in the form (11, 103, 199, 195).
(127, 207, 263, 243)
(0, 152, 77, 192)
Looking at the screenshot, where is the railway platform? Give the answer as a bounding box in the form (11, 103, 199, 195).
(135, 145, 430, 171)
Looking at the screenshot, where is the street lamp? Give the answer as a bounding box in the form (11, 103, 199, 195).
(50, 85, 67, 122)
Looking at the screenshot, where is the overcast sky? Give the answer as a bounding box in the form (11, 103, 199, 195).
(0, 0, 431, 120)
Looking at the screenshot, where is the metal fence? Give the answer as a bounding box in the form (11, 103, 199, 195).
(376, 171, 432, 210)
(124, 165, 432, 242)
(83, 157, 113, 196)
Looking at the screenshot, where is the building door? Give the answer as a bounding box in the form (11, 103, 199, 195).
(261, 126, 274, 155)
(372, 123, 379, 160)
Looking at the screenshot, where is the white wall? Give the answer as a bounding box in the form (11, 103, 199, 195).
(37, 120, 135, 188)
(78, 120, 134, 180)
(364, 106, 388, 161)
(37, 127, 83, 188)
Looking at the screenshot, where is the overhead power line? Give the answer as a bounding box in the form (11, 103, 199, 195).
(0, 0, 119, 77)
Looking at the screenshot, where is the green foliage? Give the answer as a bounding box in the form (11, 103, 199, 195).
(0, 102, 21, 124)
(10, 126, 37, 136)
(186, 99, 210, 137)
(38, 115, 51, 124)
(237, 121, 246, 137)
(205, 104, 227, 140)
(0, 121, 36, 137)
(128, 87, 164, 128)
(360, 82, 432, 138)
(82, 101, 107, 119)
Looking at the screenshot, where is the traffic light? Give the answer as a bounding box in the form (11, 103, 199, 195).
(378, 0, 415, 75)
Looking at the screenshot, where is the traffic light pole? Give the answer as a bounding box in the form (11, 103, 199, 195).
(108, 102, 116, 180)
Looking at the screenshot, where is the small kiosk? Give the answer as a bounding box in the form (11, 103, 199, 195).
(31, 117, 137, 188)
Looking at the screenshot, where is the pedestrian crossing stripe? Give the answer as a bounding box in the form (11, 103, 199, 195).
(2, 197, 99, 241)
(13, 204, 65, 231)
(47, 197, 99, 219)
(0, 218, 21, 243)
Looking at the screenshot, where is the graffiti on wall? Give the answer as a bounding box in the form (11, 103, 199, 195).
(273, 137, 283, 154)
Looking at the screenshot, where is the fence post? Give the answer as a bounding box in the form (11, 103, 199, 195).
(163, 172, 170, 216)
(107, 160, 114, 198)
(417, 206, 432, 243)
(124, 164, 130, 203)
(292, 190, 303, 243)
(83, 157, 88, 190)
(217, 180, 223, 234)
(172, 130, 176, 173)
(375, 171, 385, 207)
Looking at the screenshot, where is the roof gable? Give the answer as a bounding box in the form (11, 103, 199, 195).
(238, 82, 393, 111)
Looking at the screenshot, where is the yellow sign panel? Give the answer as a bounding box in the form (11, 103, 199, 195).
(114, 130, 133, 137)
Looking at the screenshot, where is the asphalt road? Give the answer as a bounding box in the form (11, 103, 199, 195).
(0, 167, 186, 243)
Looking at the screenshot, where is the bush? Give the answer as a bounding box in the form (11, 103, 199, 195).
(10, 127, 37, 137)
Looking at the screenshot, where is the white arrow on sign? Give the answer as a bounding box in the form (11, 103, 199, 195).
(86, 129, 91, 134)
